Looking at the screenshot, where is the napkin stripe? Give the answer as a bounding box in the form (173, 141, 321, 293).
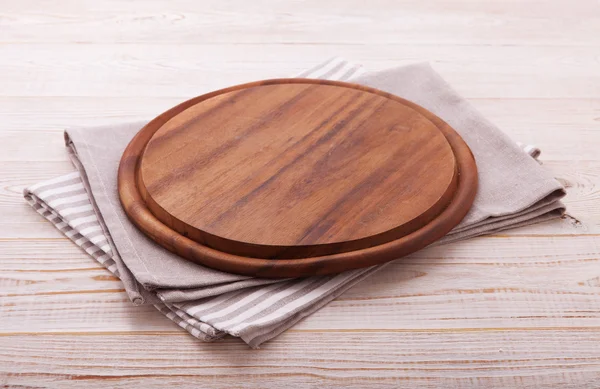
(221, 277, 334, 334)
(210, 278, 319, 331)
(182, 288, 249, 316)
(201, 283, 284, 322)
(155, 304, 222, 340)
(26, 171, 80, 192)
(23, 58, 547, 347)
(295, 57, 341, 78)
(231, 272, 357, 335)
(25, 198, 120, 275)
(187, 283, 282, 321)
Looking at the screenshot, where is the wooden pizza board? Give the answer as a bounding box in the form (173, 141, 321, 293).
(118, 79, 477, 278)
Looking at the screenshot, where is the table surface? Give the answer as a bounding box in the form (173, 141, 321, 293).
(1, 0, 599, 387)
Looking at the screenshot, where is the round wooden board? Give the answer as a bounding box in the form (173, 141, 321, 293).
(118, 79, 478, 278)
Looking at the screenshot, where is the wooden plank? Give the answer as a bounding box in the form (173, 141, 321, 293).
(0, 97, 176, 131)
(1, 331, 600, 388)
(472, 99, 600, 161)
(0, 161, 77, 228)
(0, 240, 105, 271)
(0, 132, 70, 162)
(1, 97, 598, 161)
(2, 0, 599, 46)
(1, 265, 122, 296)
(0, 162, 74, 202)
(0, 44, 599, 98)
(2, 235, 600, 334)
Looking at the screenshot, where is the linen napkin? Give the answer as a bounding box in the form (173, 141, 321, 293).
(24, 58, 566, 347)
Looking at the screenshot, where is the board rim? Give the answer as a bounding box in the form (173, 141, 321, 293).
(118, 78, 478, 278)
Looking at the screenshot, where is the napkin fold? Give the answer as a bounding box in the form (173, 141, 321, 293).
(24, 58, 566, 347)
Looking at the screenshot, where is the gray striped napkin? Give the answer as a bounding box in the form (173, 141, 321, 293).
(24, 58, 566, 347)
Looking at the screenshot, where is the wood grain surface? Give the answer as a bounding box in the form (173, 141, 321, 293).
(119, 79, 477, 277)
(142, 82, 458, 253)
(1, 0, 600, 387)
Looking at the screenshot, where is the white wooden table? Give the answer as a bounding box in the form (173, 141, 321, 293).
(1, 1, 600, 387)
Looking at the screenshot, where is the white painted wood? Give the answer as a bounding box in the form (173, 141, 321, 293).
(2, 0, 599, 46)
(2, 235, 600, 335)
(1, 44, 599, 99)
(2, 332, 600, 388)
(1, 0, 600, 387)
